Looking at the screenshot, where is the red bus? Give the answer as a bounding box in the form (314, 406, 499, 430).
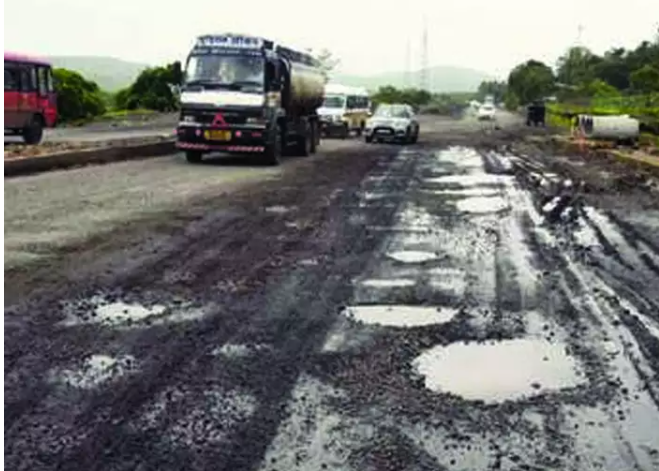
(4, 52, 57, 144)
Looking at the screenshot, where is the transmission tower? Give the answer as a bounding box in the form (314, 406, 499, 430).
(420, 18, 428, 91)
(405, 39, 411, 88)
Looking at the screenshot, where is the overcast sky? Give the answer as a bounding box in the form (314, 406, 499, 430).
(4, 0, 658, 78)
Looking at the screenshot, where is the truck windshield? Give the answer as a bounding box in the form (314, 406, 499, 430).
(322, 95, 345, 108)
(184, 54, 264, 91)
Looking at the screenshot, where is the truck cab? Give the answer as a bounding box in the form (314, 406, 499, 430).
(176, 34, 324, 165)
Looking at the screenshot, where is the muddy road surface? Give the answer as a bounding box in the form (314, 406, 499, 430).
(5, 114, 659, 470)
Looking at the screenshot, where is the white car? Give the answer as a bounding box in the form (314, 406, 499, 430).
(477, 104, 496, 120)
(364, 104, 419, 144)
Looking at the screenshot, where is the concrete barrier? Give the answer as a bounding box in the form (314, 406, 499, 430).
(4, 139, 176, 178)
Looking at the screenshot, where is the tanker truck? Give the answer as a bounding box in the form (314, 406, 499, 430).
(175, 33, 325, 165)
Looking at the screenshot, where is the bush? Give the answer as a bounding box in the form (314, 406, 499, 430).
(115, 62, 182, 112)
(53, 68, 107, 122)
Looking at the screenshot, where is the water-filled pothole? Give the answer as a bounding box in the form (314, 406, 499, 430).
(342, 305, 458, 327)
(56, 354, 137, 389)
(61, 297, 207, 327)
(387, 251, 440, 263)
(456, 196, 509, 214)
(359, 278, 416, 288)
(412, 338, 583, 402)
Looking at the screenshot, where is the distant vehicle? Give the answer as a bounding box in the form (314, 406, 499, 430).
(526, 102, 546, 126)
(477, 103, 496, 120)
(364, 103, 419, 144)
(176, 33, 324, 165)
(317, 84, 371, 138)
(4, 51, 58, 145)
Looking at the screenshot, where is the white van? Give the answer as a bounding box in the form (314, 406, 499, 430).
(317, 83, 371, 138)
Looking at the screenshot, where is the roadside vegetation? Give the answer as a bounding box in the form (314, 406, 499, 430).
(475, 30, 659, 139)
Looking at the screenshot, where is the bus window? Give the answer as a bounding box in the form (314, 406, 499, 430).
(18, 66, 36, 92)
(37, 67, 49, 95)
(5, 66, 18, 91)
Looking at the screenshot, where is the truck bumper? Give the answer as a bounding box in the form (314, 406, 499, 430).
(175, 125, 269, 153)
(320, 121, 348, 136)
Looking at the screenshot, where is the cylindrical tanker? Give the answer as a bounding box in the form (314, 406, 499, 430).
(285, 60, 325, 117)
(576, 114, 640, 140)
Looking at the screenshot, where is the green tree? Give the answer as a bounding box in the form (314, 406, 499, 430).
(477, 80, 507, 102)
(556, 46, 601, 87)
(630, 65, 659, 93)
(53, 68, 106, 122)
(115, 61, 181, 111)
(507, 60, 555, 104)
(371, 86, 432, 108)
(578, 79, 621, 98)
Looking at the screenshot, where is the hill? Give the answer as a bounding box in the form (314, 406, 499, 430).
(47, 55, 493, 94)
(331, 66, 494, 93)
(48, 56, 152, 91)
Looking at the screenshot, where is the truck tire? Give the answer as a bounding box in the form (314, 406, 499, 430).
(262, 126, 282, 166)
(186, 151, 203, 163)
(309, 122, 317, 154)
(365, 135, 373, 143)
(23, 115, 44, 145)
(292, 123, 312, 157)
(339, 124, 349, 139)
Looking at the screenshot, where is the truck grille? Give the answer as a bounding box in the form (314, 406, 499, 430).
(180, 109, 261, 125)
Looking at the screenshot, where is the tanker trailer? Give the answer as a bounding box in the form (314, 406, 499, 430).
(176, 33, 325, 165)
(576, 114, 640, 144)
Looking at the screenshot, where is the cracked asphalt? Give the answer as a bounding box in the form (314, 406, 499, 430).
(5, 113, 659, 470)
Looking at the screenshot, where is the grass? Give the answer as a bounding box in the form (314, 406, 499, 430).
(63, 108, 165, 127)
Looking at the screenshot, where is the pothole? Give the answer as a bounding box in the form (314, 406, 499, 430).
(56, 354, 137, 389)
(61, 297, 208, 327)
(412, 338, 584, 402)
(342, 305, 459, 327)
(265, 205, 294, 214)
(425, 174, 510, 186)
(425, 188, 500, 197)
(456, 196, 510, 214)
(359, 278, 416, 288)
(387, 251, 440, 263)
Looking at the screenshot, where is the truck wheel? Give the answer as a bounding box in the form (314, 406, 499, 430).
(340, 124, 349, 139)
(186, 151, 203, 163)
(23, 115, 44, 145)
(355, 123, 364, 137)
(365, 135, 373, 143)
(410, 130, 419, 144)
(262, 126, 282, 166)
(309, 123, 317, 154)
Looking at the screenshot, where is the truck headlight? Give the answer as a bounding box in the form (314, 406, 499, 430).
(183, 115, 195, 123)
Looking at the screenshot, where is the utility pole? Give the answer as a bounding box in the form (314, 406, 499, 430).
(576, 24, 584, 48)
(420, 17, 428, 91)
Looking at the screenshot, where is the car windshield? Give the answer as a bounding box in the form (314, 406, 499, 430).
(374, 106, 409, 118)
(322, 95, 346, 108)
(184, 54, 264, 91)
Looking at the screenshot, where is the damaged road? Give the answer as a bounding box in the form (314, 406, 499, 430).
(5, 114, 659, 470)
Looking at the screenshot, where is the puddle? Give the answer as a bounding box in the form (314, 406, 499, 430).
(425, 188, 500, 197)
(343, 305, 458, 327)
(413, 338, 584, 402)
(265, 205, 293, 214)
(359, 278, 416, 288)
(456, 196, 509, 214)
(211, 343, 268, 358)
(387, 250, 440, 263)
(425, 174, 510, 186)
(57, 354, 137, 389)
(61, 297, 208, 327)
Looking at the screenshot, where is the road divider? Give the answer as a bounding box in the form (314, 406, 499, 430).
(4, 138, 176, 178)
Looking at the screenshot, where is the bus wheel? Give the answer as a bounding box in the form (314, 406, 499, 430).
(23, 116, 44, 145)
